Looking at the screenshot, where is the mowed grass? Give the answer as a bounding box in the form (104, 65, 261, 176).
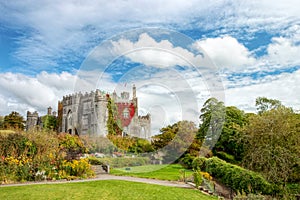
(0, 180, 217, 200)
(110, 164, 193, 181)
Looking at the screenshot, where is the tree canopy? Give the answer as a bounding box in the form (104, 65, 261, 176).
(242, 106, 300, 184)
(3, 111, 25, 130)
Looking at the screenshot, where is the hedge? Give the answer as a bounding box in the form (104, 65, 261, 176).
(196, 157, 274, 195)
(88, 157, 150, 168)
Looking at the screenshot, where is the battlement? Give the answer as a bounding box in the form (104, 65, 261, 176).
(27, 111, 39, 118)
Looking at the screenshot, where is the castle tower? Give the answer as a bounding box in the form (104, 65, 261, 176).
(133, 84, 136, 98)
(26, 111, 39, 131)
(132, 84, 138, 117)
(47, 106, 52, 115)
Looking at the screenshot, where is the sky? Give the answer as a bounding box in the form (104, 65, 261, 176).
(0, 0, 300, 134)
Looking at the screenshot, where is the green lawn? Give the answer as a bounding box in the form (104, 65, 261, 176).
(0, 180, 217, 200)
(110, 164, 193, 181)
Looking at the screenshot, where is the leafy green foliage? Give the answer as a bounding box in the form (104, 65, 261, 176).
(58, 133, 88, 160)
(3, 111, 25, 130)
(107, 97, 122, 136)
(0, 116, 4, 129)
(198, 98, 226, 149)
(204, 157, 274, 195)
(255, 97, 282, 114)
(213, 106, 246, 162)
(42, 115, 57, 131)
(242, 106, 300, 184)
(193, 170, 203, 187)
(0, 130, 93, 183)
(152, 121, 199, 164)
(192, 157, 207, 171)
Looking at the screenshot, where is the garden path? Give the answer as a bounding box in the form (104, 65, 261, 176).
(0, 174, 193, 189)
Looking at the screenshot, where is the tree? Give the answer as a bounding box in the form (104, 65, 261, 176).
(213, 106, 247, 162)
(42, 115, 57, 131)
(0, 116, 4, 129)
(255, 97, 282, 114)
(198, 98, 226, 149)
(3, 111, 25, 130)
(242, 106, 300, 184)
(152, 121, 198, 164)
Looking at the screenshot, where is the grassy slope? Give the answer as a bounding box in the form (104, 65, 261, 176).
(110, 164, 193, 181)
(0, 180, 217, 200)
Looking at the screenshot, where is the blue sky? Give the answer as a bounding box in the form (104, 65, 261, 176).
(0, 0, 300, 132)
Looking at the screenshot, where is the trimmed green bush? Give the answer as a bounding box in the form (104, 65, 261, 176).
(215, 151, 239, 164)
(204, 157, 273, 195)
(88, 157, 104, 165)
(192, 156, 207, 171)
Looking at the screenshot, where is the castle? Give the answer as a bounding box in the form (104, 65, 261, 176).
(26, 85, 151, 139)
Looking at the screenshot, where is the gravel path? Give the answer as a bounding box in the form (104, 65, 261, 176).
(0, 174, 193, 189)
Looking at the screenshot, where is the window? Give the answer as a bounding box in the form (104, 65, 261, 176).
(123, 108, 129, 118)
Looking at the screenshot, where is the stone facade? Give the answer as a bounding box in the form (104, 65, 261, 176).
(58, 85, 151, 139)
(26, 107, 56, 131)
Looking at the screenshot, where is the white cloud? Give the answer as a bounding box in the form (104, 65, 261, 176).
(225, 69, 300, 112)
(196, 36, 256, 70)
(264, 36, 300, 67)
(2, 0, 300, 71)
(111, 33, 204, 68)
(0, 71, 96, 116)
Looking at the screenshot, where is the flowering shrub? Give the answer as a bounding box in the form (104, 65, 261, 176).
(0, 131, 93, 184)
(200, 171, 212, 181)
(62, 158, 94, 178)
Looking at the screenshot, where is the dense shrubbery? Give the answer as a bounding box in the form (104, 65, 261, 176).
(198, 157, 274, 195)
(92, 157, 150, 168)
(215, 151, 239, 164)
(0, 130, 94, 184)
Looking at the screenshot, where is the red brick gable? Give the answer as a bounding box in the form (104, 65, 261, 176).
(116, 102, 135, 127)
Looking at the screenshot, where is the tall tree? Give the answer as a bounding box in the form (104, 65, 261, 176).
(3, 111, 25, 130)
(42, 115, 57, 131)
(255, 97, 282, 114)
(198, 98, 226, 149)
(213, 106, 247, 161)
(152, 121, 198, 164)
(242, 106, 300, 184)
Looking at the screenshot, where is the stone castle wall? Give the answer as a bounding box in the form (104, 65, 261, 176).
(59, 86, 151, 139)
(26, 85, 151, 139)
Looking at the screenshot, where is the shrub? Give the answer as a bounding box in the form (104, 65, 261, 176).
(61, 158, 94, 178)
(234, 192, 265, 200)
(88, 157, 104, 165)
(193, 170, 203, 187)
(0, 131, 93, 183)
(215, 151, 239, 164)
(204, 157, 273, 195)
(192, 157, 207, 171)
(179, 153, 196, 169)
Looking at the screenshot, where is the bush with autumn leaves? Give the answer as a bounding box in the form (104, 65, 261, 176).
(0, 130, 94, 184)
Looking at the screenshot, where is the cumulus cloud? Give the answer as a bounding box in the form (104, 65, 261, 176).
(196, 36, 256, 70)
(264, 36, 300, 67)
(225, 69, 300, 112)
(111, 33, 204, 68)
(2, 0, 300, 72)
(0, 71, 97, 116)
